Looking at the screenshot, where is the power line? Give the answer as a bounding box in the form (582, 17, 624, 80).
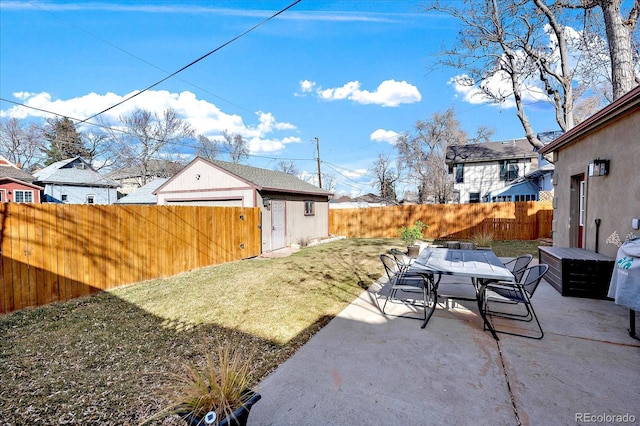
(78, 0, 303, 124)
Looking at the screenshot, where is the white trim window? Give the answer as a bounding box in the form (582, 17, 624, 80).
(579, 180, 586, 226)
(86, 194, 96, 204)
(0, 189, 5, 202)
(14, 190, 34, 203)
(304, 200, 315, 216)
(455, 164, 464, 183)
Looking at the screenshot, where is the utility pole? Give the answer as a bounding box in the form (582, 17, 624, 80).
(315, 136, 322, 189)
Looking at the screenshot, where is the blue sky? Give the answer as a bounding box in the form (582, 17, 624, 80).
(0, 1, 560, 196)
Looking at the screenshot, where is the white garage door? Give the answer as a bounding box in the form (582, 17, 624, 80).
(166, 199, 243, 207)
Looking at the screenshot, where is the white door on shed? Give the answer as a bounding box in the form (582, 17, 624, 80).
(271, 200, 285, 250)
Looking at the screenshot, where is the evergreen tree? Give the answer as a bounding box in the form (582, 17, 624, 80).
(42, 117, 87, 165)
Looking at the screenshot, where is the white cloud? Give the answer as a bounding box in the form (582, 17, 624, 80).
(281, 136, 301, 144)
(370, 129, 400, 144)
(1, 90, 297, 155)
(449, 72, 548, 109)
(314, 79, 421, 107)
(342, 168, 367, 179)
(300, 80, 316, 93)
(247, 137, 285, 153)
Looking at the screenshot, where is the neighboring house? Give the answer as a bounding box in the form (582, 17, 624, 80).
(487, 136, 559, 203)
(329, 193, 398, 209)
(0, 156, 43, 203)
(114, 178, 168, 205)
(446, 138, 539, 203)
(539, 85, 640, 259)
(107, 160, 184, 196)
(154, 157, 333, 252)
(33, 157, 119, 204)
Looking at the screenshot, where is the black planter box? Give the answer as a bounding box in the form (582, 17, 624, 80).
(179, 390, 261, 426)
(539, 246, 614, 299)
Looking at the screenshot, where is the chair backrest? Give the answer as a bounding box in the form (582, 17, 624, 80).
(389, 248, 411, 270)
(510, 254, 534, 282)
(520, 264, 549, 297)
(380, 254, 400, 281)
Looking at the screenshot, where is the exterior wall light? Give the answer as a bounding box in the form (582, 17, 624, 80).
(589, 159, 609, 177)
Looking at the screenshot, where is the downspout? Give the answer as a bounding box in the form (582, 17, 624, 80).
(594, 218, 601, 253)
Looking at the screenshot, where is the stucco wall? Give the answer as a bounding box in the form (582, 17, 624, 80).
(552, 110, 640, 259)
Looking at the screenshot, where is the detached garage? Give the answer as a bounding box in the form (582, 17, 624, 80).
(154, 157, 332, 253)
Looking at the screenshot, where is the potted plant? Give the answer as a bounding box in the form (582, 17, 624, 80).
(145, 345, 260, 426)
(398, 220, 427, 257)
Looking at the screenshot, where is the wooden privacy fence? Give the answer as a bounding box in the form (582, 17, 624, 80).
(329, 201, 553, 241)
(0, 204, 261, 314)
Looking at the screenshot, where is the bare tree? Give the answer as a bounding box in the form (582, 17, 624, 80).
(0, 118, 45, 171)
(320, 173, 336, 192)
(109, 108, 193, 186)
(576, 0, 640, 99)
(423, 1, 576, 152)
(275, 160, 299, 176)
(83, 130, 119, 171)
(195, 135, 221, 160)
(396, 108, 475, 204)
(423, 0, 639, 154)
(220, 131, 249, 164)
(369, 153, 399, 201)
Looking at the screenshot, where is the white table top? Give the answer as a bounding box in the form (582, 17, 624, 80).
(410, 248, 515, 283)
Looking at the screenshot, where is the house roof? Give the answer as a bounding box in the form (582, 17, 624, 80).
(445, 138, 537, 164)
(186, 157, 332, 196)
(539, 85, 640, 155)
(33, 157, 118, 187)
(0, 176, 44, 190)
(0, 155, 36, 182)
(115, 178, 168, 204)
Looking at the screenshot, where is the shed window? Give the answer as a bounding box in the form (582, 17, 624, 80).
(61, 194, 68, 202)
(304, 201, 315, 216)
(14, 190, 34, 203)
(469, 192, 480, 203)
(86, 195, 95, 204)
(0, 190, 4, 202)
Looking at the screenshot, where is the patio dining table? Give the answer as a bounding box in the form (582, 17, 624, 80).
(408, 247, 515, 340)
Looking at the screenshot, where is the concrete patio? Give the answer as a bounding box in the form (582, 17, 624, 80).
(249, 259, 640, 425)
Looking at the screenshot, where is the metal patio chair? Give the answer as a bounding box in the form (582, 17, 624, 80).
(482, 264, 549, 339)
(380, 254, 431, 321)
(389, 248, 413, 272)
(502, 254, 534, 282)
